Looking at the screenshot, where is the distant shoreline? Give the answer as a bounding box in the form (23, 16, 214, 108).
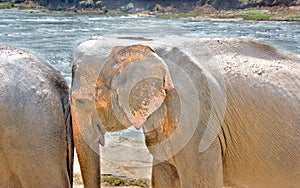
(133, 7, 300, 22)
(1, 2, 299, 22)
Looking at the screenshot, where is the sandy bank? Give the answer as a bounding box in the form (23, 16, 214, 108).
(73, 135, 152, 187)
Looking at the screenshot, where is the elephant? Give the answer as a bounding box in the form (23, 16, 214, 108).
(0, 45, 73, 187)
(71, 36, 300, 188)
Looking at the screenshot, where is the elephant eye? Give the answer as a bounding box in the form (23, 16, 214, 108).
(76, 99, 85, 104)
(75, 98, 93, 112)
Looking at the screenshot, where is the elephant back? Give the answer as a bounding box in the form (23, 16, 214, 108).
(0, 44, 73, 187)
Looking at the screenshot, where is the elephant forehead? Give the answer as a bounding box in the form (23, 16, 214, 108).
(111, 45, 153, 62)
(98, 45, 155, 86)
(111, 55, 169, 89)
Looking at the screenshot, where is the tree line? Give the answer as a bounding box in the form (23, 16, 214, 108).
(0, 0, 298, 10)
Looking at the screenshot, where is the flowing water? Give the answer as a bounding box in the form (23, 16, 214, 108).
(0, 10, 299, 84)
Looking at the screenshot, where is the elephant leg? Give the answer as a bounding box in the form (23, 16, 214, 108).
(152, 159, 180, 188)
(175, 139, 224, 188)
(0, 161, 21, 188)
(73, 120, 100, 188)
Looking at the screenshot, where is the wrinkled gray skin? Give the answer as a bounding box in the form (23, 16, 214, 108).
(71, 36, 300, 188)
(0, 45, 73, 187)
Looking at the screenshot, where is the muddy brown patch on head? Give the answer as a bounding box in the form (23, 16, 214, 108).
(129, 77, 166, 127)
(99, 45, 154, 87)
(95, 45, 154, 96)
(110, 45, 154, 69)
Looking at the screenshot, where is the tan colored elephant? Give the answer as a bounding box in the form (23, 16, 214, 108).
(0, 45, 73, 187)
(71, 36, 300, 188)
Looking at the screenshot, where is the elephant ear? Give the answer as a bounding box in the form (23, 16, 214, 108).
(96, 45, 174, 130)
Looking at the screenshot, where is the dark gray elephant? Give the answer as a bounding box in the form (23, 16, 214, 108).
(71, 36, 300, 188)
(0, 45, 73, 187)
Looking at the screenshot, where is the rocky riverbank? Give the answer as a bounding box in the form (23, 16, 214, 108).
(135, 5, 300, 21)
(0, 1, 299, 21)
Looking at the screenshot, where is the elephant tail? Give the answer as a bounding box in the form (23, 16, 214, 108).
(67, 104, 74, 187)
(62, 96, 74, 187)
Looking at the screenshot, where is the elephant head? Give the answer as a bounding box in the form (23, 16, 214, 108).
(71, 42, 174, 187)
(94, 45, 174, 131)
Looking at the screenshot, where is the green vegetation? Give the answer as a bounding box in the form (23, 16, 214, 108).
(158, 13, 202, 19)
(102, 175, 150, 187)
(73, 173, 150, 187)
(103, 176, 126, 186)
(289, 15, 300, 19)
(158, 10, 272, 21)
(219, 10, 271, 20)
(0, 3, 12, 9)
(73, 173, 83, 185)
(0, 1, 41, 11)
(154, 3, 161, 11)
(126, 2, 134, 9)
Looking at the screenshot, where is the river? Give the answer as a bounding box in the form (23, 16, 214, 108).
(0, 10, 299, 84)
